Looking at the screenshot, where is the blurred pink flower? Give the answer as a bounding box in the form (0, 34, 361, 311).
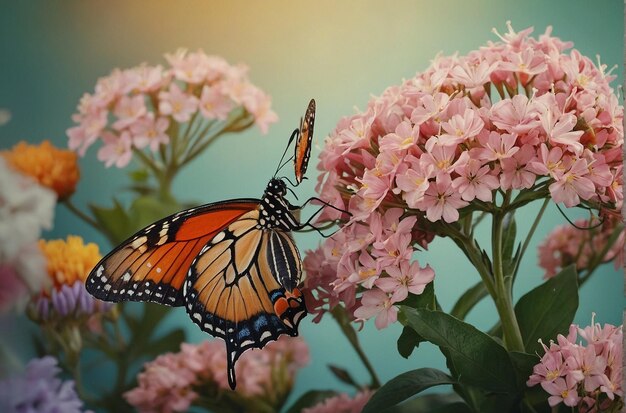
(125, 336, 309, 412)
(159, 83, 198, 123)
(538, 216, 624, 278)
(68, 50, 277, 166)
(302, 390, 373, 413)
(112, 94, 147, 130)
(131, 115, 170, 152)
(199, 85, 233, 120)
(97, 131, 133, 168)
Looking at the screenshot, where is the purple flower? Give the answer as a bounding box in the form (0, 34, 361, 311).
(0, 356, 87, 413)
(32, 281, 112, 322)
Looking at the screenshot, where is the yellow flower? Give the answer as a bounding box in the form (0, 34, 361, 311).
(39, 236, 101, 289)
(3, 140, 80, 199)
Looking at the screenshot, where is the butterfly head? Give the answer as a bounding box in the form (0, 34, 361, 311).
(266, 178, 287, 197)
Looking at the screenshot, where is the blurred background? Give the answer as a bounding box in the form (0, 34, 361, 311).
(0, 0, 623, 405)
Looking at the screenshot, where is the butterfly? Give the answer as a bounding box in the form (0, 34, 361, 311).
(86, 100, 318, 390)
(294, 98, 315, 184)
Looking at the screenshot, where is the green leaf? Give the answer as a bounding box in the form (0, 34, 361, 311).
(428, 402, 473, 413)
(397, 326, 423, 358)
(327, 364, 359, 388)
(128, 195, 181, 230)
(128, 168, 150, 183)
(362, 368, 455, 413)
(89, 199, 133, 245)
(450, 281, 488, 320)
(515, 265, 578, 354)
(284, 390, 338, 413)
(401, 307, 518, 394)
(399, 281, 436, 310)
(509, 351, 539, 390)
(379, 393, 469, 413)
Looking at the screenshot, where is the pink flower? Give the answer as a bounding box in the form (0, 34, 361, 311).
(112, 94, 147, 130)
(421, 141, 460, 175)
(539, 109, 585, 155)
(549, 158, 595, 207)
(526, 143, 565, 179)
(130, 115, 170, 152)
(452, 157, 499, 202)
(491, 95, 540, 134)
(419, 174, 468, 223)
(379, 120, 420, 151)
(353, 288, 398, 329)
(542, 376, 581, 407)
(97, 131, 133, 168)
(500, 144, 536, 190)
(394, 156, 434, 208)
(158, 83, 199, 123)
(199, 85, 233, 120)
(439, 108, 485, 146)
(410, 92, 451, 125)
(376, 260, 434, 302)
(528, 316, 623, 411)
(477, 131, 519, 161)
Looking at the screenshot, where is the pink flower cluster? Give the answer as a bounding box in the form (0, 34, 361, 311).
(304, 23, 623, 327)
(302, 390, 373, 413)
(527, 316, 622, 412)
(67, 49, 278, 167)
(538, 216, 624, 278)
(124, 336, 309, 412)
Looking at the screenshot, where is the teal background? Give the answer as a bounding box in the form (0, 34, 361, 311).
(0, 0, 623, 406)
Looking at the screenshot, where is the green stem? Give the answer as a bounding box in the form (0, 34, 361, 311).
(132, 147, 162, 177)
(62, 199, 102, 231)
(491, 210, 525, 352)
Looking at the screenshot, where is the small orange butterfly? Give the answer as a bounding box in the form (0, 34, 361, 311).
(86, 100, 318, 389)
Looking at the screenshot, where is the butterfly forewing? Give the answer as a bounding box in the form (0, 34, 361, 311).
(294, 99, 315, 184)
(86, 200, 259, 306)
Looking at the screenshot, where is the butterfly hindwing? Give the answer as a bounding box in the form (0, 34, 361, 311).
(184, 209, 306, 389)
(86, 200, 259, 307)
(294, 98, 315, 184)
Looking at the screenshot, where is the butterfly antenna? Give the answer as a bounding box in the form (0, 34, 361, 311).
(274, 128, 300, 177)
(280, 176, 298, 188)
(286, 185, 299, 201)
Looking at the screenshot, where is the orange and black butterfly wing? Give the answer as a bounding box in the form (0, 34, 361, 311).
(185, 209, 306, 389)
(294, 99, 315, 184)
(86, 199, 260, 306)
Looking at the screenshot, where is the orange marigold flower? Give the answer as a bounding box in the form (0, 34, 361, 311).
(39, 236, 101, 290)
(3, 140, 80, 199)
